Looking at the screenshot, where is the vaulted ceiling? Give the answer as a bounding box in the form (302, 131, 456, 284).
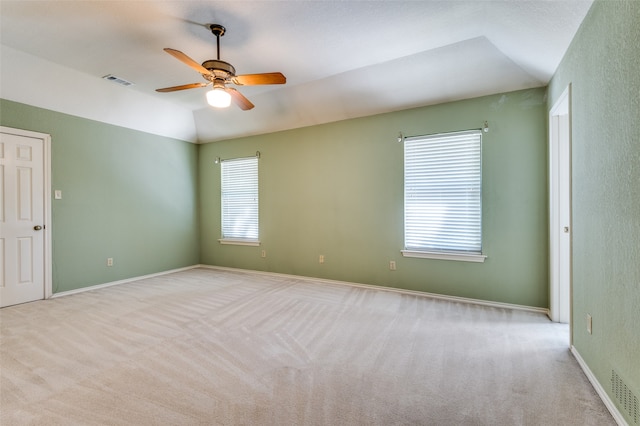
(0, 1, 593, 143)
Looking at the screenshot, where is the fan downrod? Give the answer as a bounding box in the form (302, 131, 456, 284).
(208, 24, 226, 61)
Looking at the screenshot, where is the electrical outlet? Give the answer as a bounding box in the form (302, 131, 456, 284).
(587, 314, 592, 334)
(389, 260, 396, 271)
(319, 255, 325, 264)
(261, 250, 266, 258)
(107, 258, 114, 267)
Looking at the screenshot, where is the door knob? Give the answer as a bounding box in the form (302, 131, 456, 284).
(33, 225, 43, 231)
(563, 226, 569, 233)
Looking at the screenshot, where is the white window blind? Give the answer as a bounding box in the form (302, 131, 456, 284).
(404, 130, 482, 256)
(221, 157, 259, 242)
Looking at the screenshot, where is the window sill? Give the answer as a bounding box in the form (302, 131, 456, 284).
(218, 239, 261, 247)
(401, 250, 486, 263)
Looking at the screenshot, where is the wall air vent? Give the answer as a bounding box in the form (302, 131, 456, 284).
(612, 369, 639, 424)
(102, 74, 134, 87)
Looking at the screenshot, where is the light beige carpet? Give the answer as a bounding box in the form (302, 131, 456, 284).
(1, 267, 614, 425)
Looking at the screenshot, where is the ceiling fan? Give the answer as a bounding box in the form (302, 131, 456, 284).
(156, 24, 286, 110)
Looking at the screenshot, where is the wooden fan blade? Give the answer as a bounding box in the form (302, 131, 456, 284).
(156, 83, 208, 93)
(232, 72, 286, 86)
(226, 88, 255, 110)
(164, 48, 211, 75)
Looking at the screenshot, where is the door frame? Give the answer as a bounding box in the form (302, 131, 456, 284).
(548, 85, 572, 332)
(1, 126, 52, 300)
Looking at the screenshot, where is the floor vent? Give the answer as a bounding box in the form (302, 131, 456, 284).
(102, 74, 134, 87)
(612, 370, 639, 424)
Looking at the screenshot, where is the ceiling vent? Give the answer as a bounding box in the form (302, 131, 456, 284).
(102, 74, 134, 87)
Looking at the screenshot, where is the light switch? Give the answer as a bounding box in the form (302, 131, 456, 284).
(54, 190, 62, 199)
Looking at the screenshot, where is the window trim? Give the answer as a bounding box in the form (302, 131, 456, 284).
(218, 238, 260, 247)
(402, 129, 485, 263)
(219, 155, 260, 245)
(401, 249, 486, 263)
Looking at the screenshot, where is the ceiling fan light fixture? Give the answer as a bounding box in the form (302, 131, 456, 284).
(207, 87, 231, 108)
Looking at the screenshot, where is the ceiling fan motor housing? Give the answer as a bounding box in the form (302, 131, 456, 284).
(202, 59, 236, 81)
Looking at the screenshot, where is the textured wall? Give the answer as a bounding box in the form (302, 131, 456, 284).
(548, 1, 640, 423)
(200, 88, 549, 308)
(0, 99, 200, 292)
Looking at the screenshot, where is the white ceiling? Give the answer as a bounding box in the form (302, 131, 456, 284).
(0, 1, 593, 143)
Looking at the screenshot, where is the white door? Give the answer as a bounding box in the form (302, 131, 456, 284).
(549, 87, 571, 325)
(0, 127, 51, 307)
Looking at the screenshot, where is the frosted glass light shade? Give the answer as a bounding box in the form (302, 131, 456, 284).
(206, 88, 231, 108)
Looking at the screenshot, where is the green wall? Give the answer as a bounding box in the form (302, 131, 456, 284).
(548, 1, 640, 423)
(0, 99, 200, 293)
(200, 88, 549, 308)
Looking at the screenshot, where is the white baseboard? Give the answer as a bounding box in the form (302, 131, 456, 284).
(50, 265, 200, 299)
(196, 264, 549, 315)
(570, 346, 628, 426)
(50, 263, 549, 315)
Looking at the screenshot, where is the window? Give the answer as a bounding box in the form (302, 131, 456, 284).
(402, 130, 485, 262)
(220, 156, 259, 245)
